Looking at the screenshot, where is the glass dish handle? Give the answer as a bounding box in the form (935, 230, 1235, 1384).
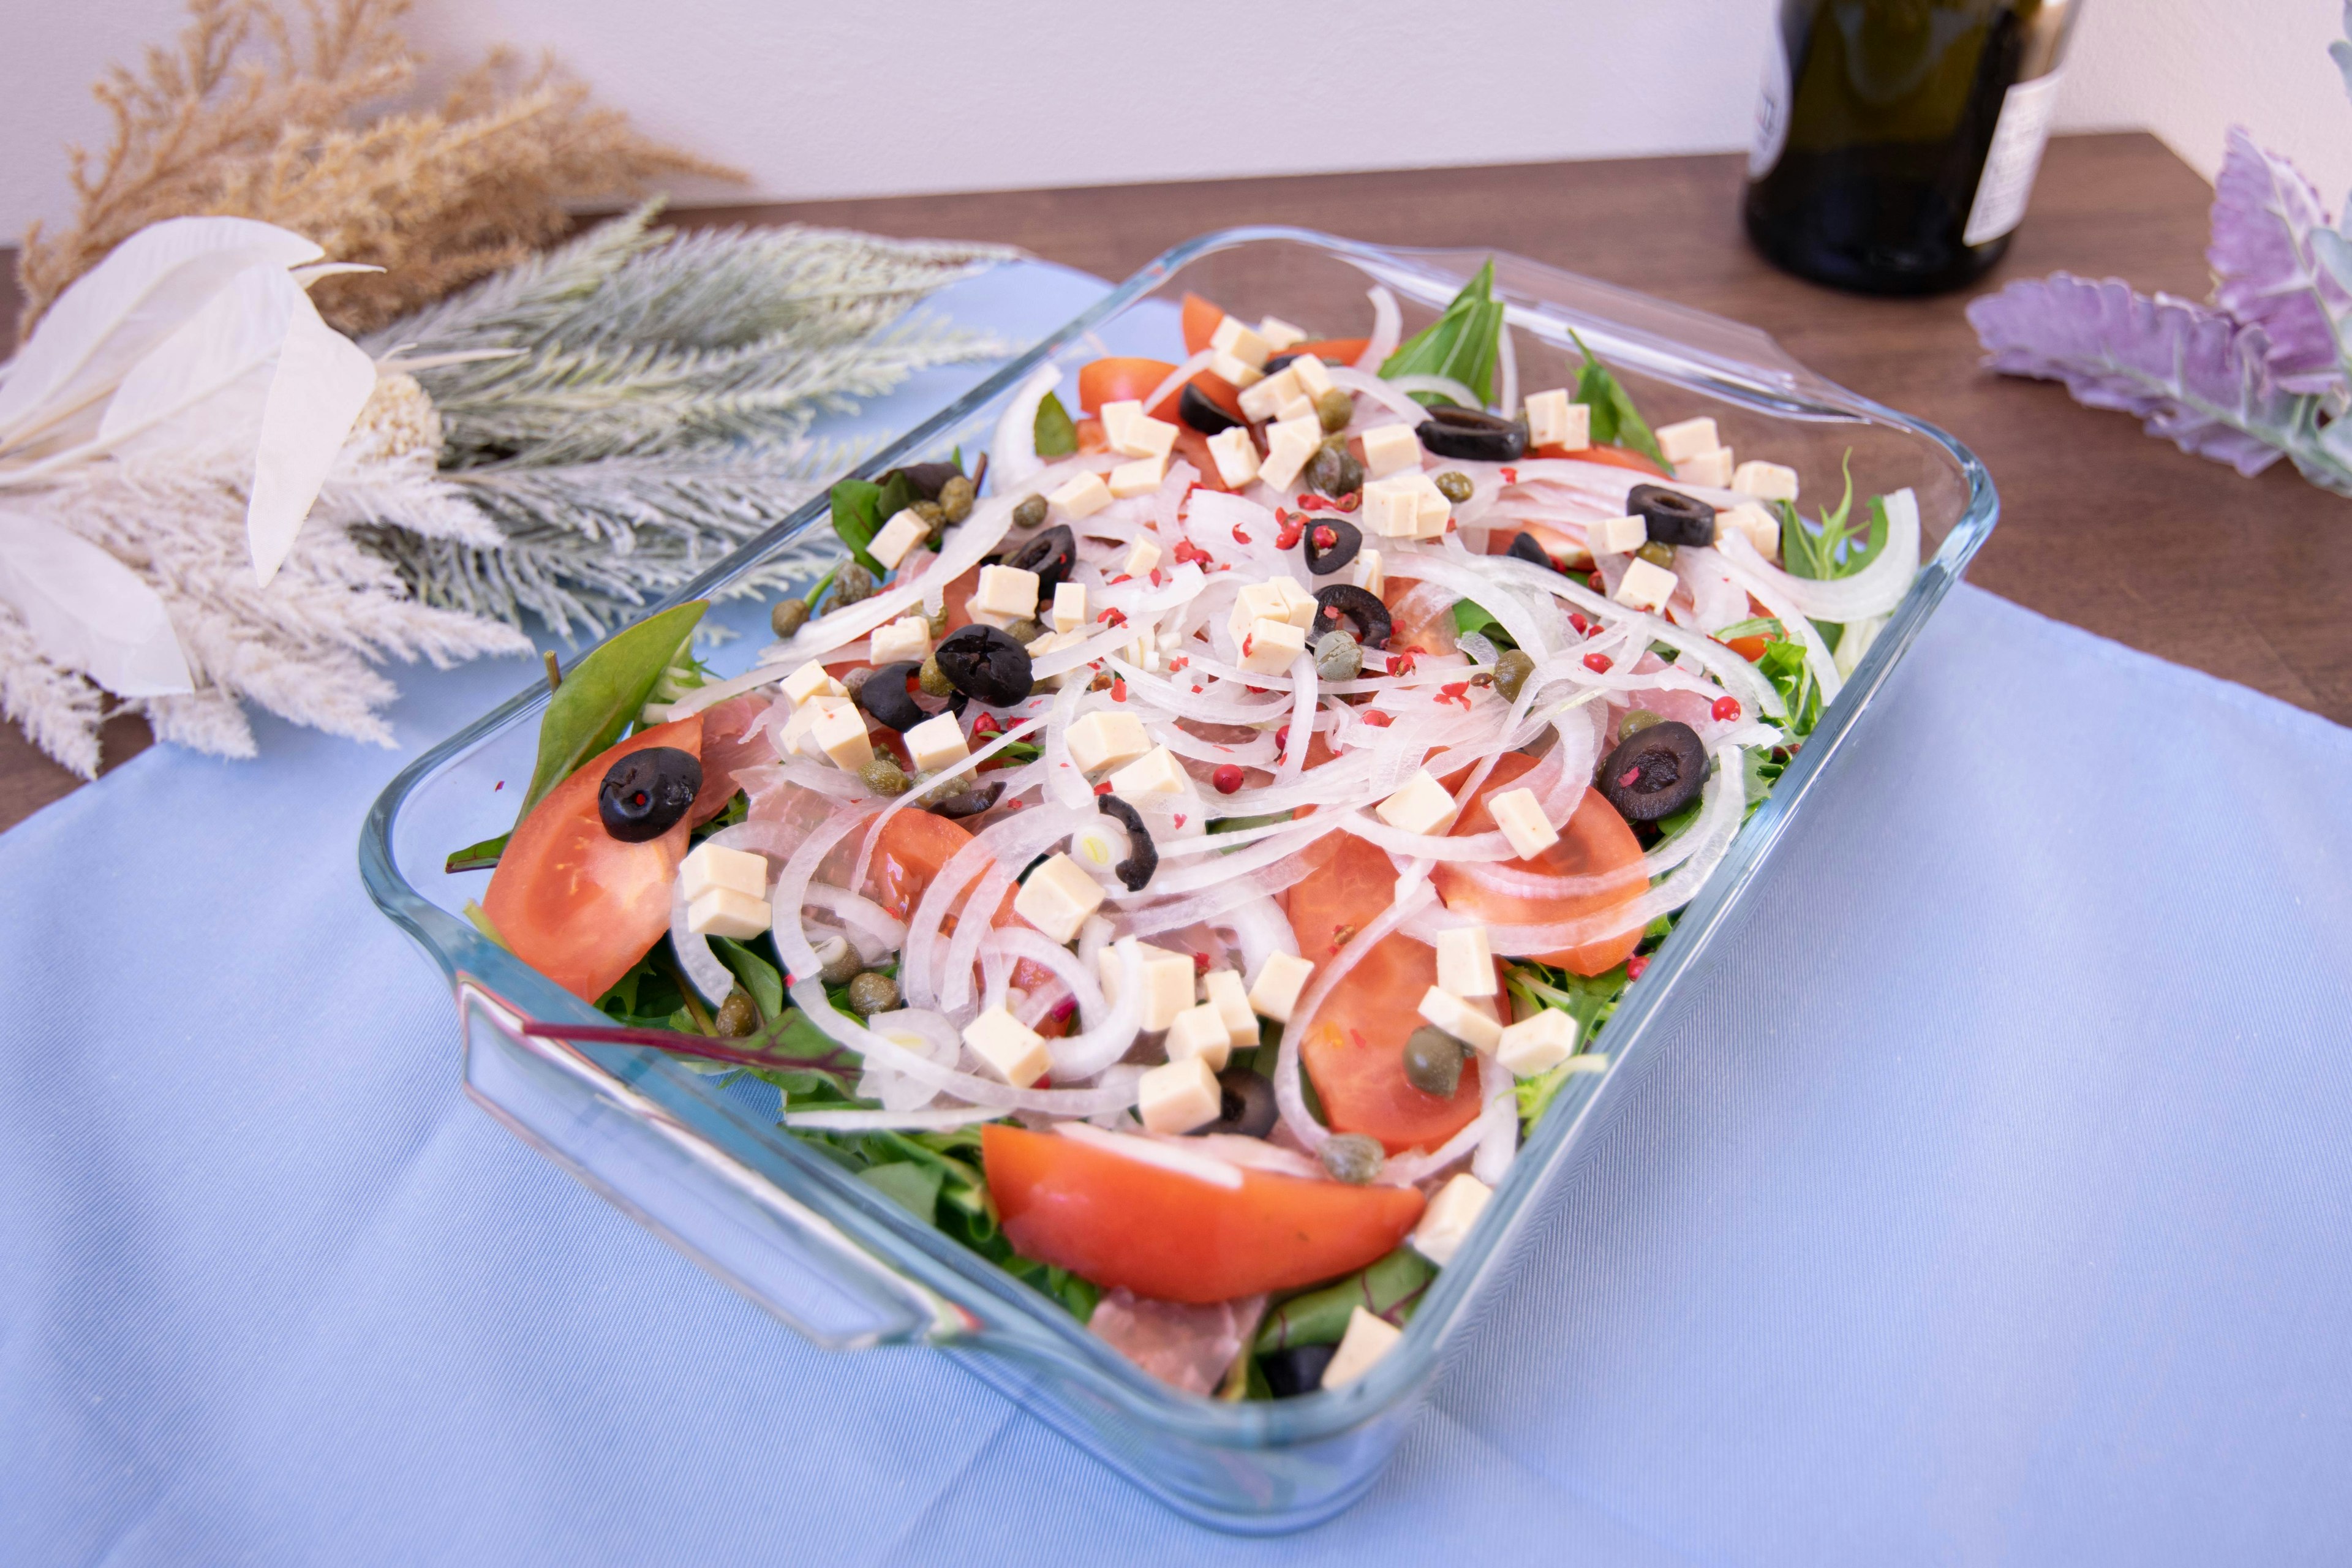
(456, 980, 966, 1351)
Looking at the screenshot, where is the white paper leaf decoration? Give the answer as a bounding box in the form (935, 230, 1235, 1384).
(97, 263, 298, 454)
(0, 510, 193, 697)
(247, 295, 378, 586)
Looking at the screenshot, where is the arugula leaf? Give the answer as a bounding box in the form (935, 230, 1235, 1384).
(1254, 1248, 1436, 1352)
(444, 831, 509, 874)
(1033, 391, 1078, 457)
(1755, 637, 1822, 737)
(1567, 329, 1669, 470)
(519, 600, 706, 820)
(828, 478, 886, 576)
(1382, 258, 1505, 405)
(1451, 598, 1518, 650)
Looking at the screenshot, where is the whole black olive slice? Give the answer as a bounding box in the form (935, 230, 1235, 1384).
(1506, 531, 1555, 570)
(931, 779, 1005, 820)
(1178, 382, 1240, 435)
(597, 746, 702, 842)
(1186, 1065, 1277, 1139)
(1627, 483, 1717, 548)
(856, 661, 932, 732)
(1261, 1342, 1340, 1399)
(1300, 516, 1363, 576)
(1006, 524, 1077, 594)
(1313, 584, 1392, 650)
(881, 461, 960, 499)
(933, 624, 1035, 707)
(1596, 719, 1708, 822)
(1095, 793, 1158, 891)
(1415, 405, 1528, 462)
(1262, 352, 1303, 377)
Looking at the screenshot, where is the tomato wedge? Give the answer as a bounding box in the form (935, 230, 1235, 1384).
(839, 809, 1058, 993)
(484, 714, 706, 1002)
(983, 1125, 1425, 1302)
(1281, 336, 1369, 366)
(1536, 442, 1669, 477)
(1433, 752, 1647, 976)
(1077, 357, 1176, 417)
(1180, 293, 1225, 355)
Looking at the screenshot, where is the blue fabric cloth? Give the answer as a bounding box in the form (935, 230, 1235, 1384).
(6, 258, 2351, 1567)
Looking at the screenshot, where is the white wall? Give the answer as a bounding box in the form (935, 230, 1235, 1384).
(4, 0, 2350, 244)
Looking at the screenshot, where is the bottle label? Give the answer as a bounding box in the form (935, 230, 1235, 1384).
(1749, 28, 1792, 179)
(1963, 71, 2066, 246)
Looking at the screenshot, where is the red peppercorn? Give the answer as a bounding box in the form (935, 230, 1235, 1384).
(1360, 709, 1392, 728)
(1275, 725, 1291, 753)
(1626, 955, 1649, 980)
(1500, 466, 1519, 484)
(1232, 524, 1252, 545)
(1111, 677, 1128, 702)
(1093, 780, 1113, 796)
(1569, 612, 1588, 634)
(1312, 525, 1336, 549)
(1584, 652, 1613, 673)
(1213, 763, 1244, 794)
(1588, 572, 1605, 591)
(1275, 514, 1304, 549)
(1711, 695, 1741, 722)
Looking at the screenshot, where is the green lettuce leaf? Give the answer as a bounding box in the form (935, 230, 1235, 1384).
(1567, 329, 1668, 470)
(1034, 390, 1078, 457)
(519, 598, 706, 819)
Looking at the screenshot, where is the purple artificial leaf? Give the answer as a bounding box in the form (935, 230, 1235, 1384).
(1966, 272, 2297, 477)
(2208, 126, 2348, 393)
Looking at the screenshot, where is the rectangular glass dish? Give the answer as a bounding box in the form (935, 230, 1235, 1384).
(359, 227, 1997, 1533)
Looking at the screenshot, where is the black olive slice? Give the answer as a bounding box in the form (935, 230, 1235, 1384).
(1415, 405, 1528, 462)
(1262, 352, 1303, 377)
(1312, 584, 1392, 650)
(1596, 719, 1707, 822)
(933, 624, 1035, 707)
(1006, 524, 1077, 594)
(1187, 1065, 1276, 1139)
(1506, 531, 1555, 570)
(1178, 382, 1240, 435)
(931, 780, 1005, 820)
(856, 662, 932, 732)
(1627, 483, 1717, 548)
(1095, 793, 1158, 891)
(1301, 516, 1363, 576)
(1261, 1342, 1340, 1399)
(881, 461, 960, 499)
(597, 746, 702, 842)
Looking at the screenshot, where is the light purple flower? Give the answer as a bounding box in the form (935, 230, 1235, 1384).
(2207, 127, 2348, 393)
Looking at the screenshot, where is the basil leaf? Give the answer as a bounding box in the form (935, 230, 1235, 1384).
(1567, 329, 1668, 470)
(1381, 258, 1504, 405)
(829, 478, 886, 576)
(1034, 390, 1077, 457)
(443, 831, 509, 874)
(519, 598, 706, 819)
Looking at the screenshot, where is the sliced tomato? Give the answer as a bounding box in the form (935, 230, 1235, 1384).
(1480, 519, 1589, 569)
(1074, 417, 1109, 455)
(1078, 357, 1177, 416)
(1282, 336, 1369, 366)
(1180, 293, 1225, 355)
(1537, 442, 1669, 477)
(1171, 426, 1233, 492)
(841, 809, 1057, 992)
(1432, 752, 1646, 976)
(484, 714, 706, 1002)
(983, 1125, 1425, 1302)
(1724, 633, 1776, 662)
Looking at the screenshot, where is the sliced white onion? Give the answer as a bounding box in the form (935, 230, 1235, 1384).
(790, 979, 1138, 1115)
(667, 878, 737, 1009)
(1054, 1122, 1243, 1189)
(797, 883, 905, 964)
(1139, 350, 1213, 420)
(786, 1104, 1005, 1132)
(768, 802, 883, 983)
(990, 363, 1061, 488)
(1717, 487, 1920, 625)
(1356, 286, 1401, 372)
(1496, 320, 1519, 420)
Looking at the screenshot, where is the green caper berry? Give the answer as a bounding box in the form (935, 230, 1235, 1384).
(1619, 708, 1664, 736)
(769, 597, 810, 639)
(827, 561, 876, 609)
(1012, 494, 1049, 529)
(859, 755, 911, 797)
(938, 474, 976, 523)
(714, 987, 760, 1038)
(925, 600, 951, 638)
(1313, 630, 1363, 682)
(1319, 1133, 1386, 1185)
(1491, 649, 1536, 704)
(918, 655, 955, 697)
(1635, 540, 1676, 569)
(1305, 443, 1365, 498)
(1002, 617, 1045, 647)
(1434, 470, 1475, 504)
(815, 935, 864, 986)
(846, 970, 900, 1018)
(1315, 388, 1354, 433)
(1401, 1026, 1464, 1096)
(911, 499, 944, 526)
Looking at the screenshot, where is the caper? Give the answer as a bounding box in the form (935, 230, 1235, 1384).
(924, 600, 950, 638)
(770, 597, 810, 639)
(1434, 470, 1475, 504)
(1635, 540, 1676, 569)
(846, 970, 900, 1017)
(1492, 649, 1536, 703)
(1401, 1026, 1464, 1096)
(827, 561, 876, 609)
(1619, 708, 1664, 736)
(859, 755, 911, 796)
(938, 474, 976, 523)
(1315, 388, 1354, 433)
(911, 499, 945, 527)
(1319, 1133, 1385, 1185)
(813, 933, 863, 986)
(918, 655, 955, 697)
(1001, 616, 1044, 647)
(714, 987, 760, 1038)
(1012, 494, 1048, 529)
(1313, 630, 1363, 681)
(1305, 443, 1364, 497)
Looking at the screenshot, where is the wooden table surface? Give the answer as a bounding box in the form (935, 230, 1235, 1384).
(3, 131, 2345, 829)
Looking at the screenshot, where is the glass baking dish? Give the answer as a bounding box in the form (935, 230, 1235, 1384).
(359, 227, 1997, 1533)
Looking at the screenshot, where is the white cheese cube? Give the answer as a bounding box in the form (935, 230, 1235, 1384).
(1417, 985, 1504, 1054)
(1051, 581, 1087, 633)
(902, 710, 970, 773)
(1678, 445, 1736, 488)
(1716, 500, 1782, 560)
(1360, 475, 1425, 538)
(1107, 456, 1166, 499)
(1321, 1305, 1404, 1389)
(1125, 530, 1164, 577)
(1098, 398, 1142, 454)
(1488, 787, 1560, 861)
(973, 564, 1042, 624)
(1164, 1001, 1234, 1071)
(1359, 423, 1421, 479)
(781, 660, 847, 709)
(1136, 1055, 1221, 1134)
(1613, 556, 1678, 614)
(1435, 924, 1496, 998)
(1107, 744, 1190, 798)
(1409, 1172, 1492, 1267)
(1050, 471, 1113, 520)
(869, 615, 932, 667)
(1349, 548, 1384, 598)
(679, 842, 766, 904)
(1099, 938, 1197, 1031)
(1117, 414, 1178, 463)
(1587, 514, 1647, 555)
(810, 702, 875, 772)
(1237, 616, 1306, 675)
(1237, 366, 1304, 423)
(1523, 388, 1588, 450)
(964, 1005, 1049, 1088)
(869, 508, 931, 571)
(1024, 628, 1085, 691)
(777, 693, 851, 758)
(1289, 353, 1335, 401)
(1654, 415, 1721, 464)
(1066, 710, 1151, 774)
(1731, 459, 1799, 502)
(1257, 315, 1307, 352)
(1494, 1008, 1581, 1078)
(1210, 315, 1272, 369)
(1257, 417, 1321, 494)
(1376, 769, 1455, 835)
(1204, 426, 1261, 488)
(1012, 852, 1107, 943)
(1412, 474, 1452, 538)
(1274, 393, 1317, 426)
(1227, 578, 1316, 644)
(687, 885, 771, 940)
(1200, 968, 1258, 1049)
(1246, 951, 1315, 1023)
(1207, 350, 1264, 389)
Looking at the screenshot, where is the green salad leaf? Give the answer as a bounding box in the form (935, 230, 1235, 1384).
(1451, 597, 1519, 650)
(829, 478, 888, 576)
(444, 831, 509, 874)
(1033, 390, 1078, 457)
(1382, 258, 1505, 405)
(1256, 1248, 1436, 1352)
(1567, 329, 1669, 470)
(712, 935, 785, 1022)
(519, 599, 706, 820)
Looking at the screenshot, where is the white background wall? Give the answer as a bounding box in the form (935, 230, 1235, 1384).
(6, 1, 2352, 244)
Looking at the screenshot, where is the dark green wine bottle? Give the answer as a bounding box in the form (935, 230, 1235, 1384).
(1743, 0, 2082, 295)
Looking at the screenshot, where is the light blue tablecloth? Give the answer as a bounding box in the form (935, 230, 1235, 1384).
(6, 260, 2351, 1567)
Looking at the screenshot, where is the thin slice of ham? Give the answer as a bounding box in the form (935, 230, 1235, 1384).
(1088, 1288, 1268, 1395)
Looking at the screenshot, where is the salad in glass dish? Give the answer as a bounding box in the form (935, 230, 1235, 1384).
(450, 260, 1921, 1401)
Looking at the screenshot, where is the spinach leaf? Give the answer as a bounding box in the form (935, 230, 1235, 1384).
(858, 1161, 944, 1224)
(711, 935, 784, 1022)
(1255, 1248, 1436, 1352)
(829, 478, 887, 576)
(1567, 329, 1668, 470)
(1382, 258, 1505, 405)
(1034, 391, 1078, 457)
(444, 831, 509, 874)
(519, 599, 706, 819)
(992, 740, 1044, 765)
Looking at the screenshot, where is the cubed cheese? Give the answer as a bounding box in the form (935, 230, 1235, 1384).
(1200, 968, 1258, 1049)
(810, 702, 875, 772)
(1207, 350, 1264, 389)
(1125, 414, 1179, 462)
(1494, 1008, 1581, 1078)
(1226, 577, 1315, 643)
(1587, 514, 1648, 555)
(1488, 787, 1560, 860)
(1163, 1002, 1234, 1070)
(1136, 1055, 1221, 1134)
(972, 564, 1041, 622)
(869, 508, 931, 571)
(964, 1006, 1049, 1088)
(1376, 768, 1456, 835)
(1107, 744, 1190, 798)
(1349, 548, 1384, 598)
(1678, 445, 1735, 488)
(1409, 1172, 1492, 1267)
(1731, 459, 1799, 502)
(1523, 388, 1588, 450)
(1361, 475, 1425, 538)
(1237, 616, 1306, 675)
(777, 693, 851, 758)
(902, 710, 970, 773)
(1049, 471, 1112, 520)
(1654, 415, 1721, 463)
(1107, 456, 1166, 499)
(1716, 500, 1781, 560)
(1275, 393, 1317, 426)
(1011, 852, 1106, 943)
(1417, 985, 1504, 1054)
(1257, 315, 1307, 352)
(1321, 1305, 1404, 1390)
(1412, 473, 1452, 538)
(1257, 417, 1321, 493)
(1289, 353, 1335, 401)
(1052, 581, 1087, 633)
(1125, 530, 1164, 577)
(1098, 399, 1143, 453)
(687, 885, 771, 940)
(1210, 315, 1272, 369)
(869, 615, 931, 667)
(1098, 938, 1197, 1031)
(1613, 556, 1678, 614)
(1066, 710, 1151, 774)
(1359, 423, 1422, 479)
(1237, 366, 1304, 423)
(1023, 628, 1085, 690)
(1205, 426, 1261, 488)
(1246, 951, 1315, 1023)
(1435, 924, 1496, 998)
(679, 842, 766, 903)
(781, 660, 847, 709)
